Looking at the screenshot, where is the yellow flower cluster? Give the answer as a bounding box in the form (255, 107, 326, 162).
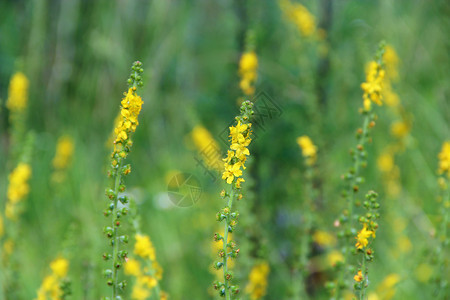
(280, 0, 316, 37)
(438, 141, 450, 177)
(5, 163, 32, 220)
(222, 121, 252, 188)
(125, 233, 167, 300)
(296, 135, 317, 166)
(354, 270, 363, 282)
(52, 136, 74, 170)
(355, 225, 375, 249)
(6, 72, 29, 113)
(245, 262, 270, 300)
(239, 51, 258, 95)
(361, 61, 385, 111)
(113, 87, 144, 154)
(190, 126, 222, 171)
(35, 258, 69, 300)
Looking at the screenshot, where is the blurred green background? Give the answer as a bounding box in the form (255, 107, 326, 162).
(0, 0, 449, 299)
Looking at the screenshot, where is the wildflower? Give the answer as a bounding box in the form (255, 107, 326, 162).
(313, 230, 336, 247)
(125, 258, 142, 277)
(6, 72, 29, 113)
(383, 45, 399, 81)
(190, 126, 222, 171)
(355, 225, 375, 249)
(35, 257, 71, 300)
(134, 233, 156, 261)
(296, 135, 317, 166)
(114, 88, 144, 148)
(50, 257, 69, 278)
(361, 61, 385, 110)
(52, 136, 75, 170)
(280, 0, 316, 37)
(438, 141, 450, 177)
(327, 250, 344, 267)
(5, 163, 32, 220)
(377, 152, 394, 173)
(239, 52, 258, 95)
(245, 262, 270, 300)
(390, 121, 409, 139)
(354, 270, 363, 282)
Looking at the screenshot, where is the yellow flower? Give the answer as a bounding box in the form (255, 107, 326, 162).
(190, 126, 222, 171)
(354, 270, 363, 282)
(415, 263, 433, 283)
(6, 163, 32, 220)
(125, 258, 142, 277)
(377, 152, 394, 173)
(327, 250, 344, 267)
(138, 275, 157, 289)
(296, 135, 317, 166)
(280, 0, 316, 37)
(383, 45, 399, 81)
(222, 163, 243, 184)
(114, 88, 144, 147)
(245, 262, 270, 300)
(131, 284, 151, 300)
(239, 52, 258, 95)
(134, 233, 156, 261)
(50, 257, 69, 278)
(313, 230, 336, 247)
(6, 72, 29, 113)
(355, 226, 374, 249)
(361, 61, 385, 108)
(52, 136, 75, 170)
(438, 141, 450, 177)
(390, 121, 409, 139)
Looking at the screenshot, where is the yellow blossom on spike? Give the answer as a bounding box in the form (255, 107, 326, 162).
(361, 61, 385, 108)
(50, 257, 69, 278)
(280, 0, 316, 37)
(327, 250, 344, 267)
(134, 233, 156, 261)
(354, 270, 363, 282)
(125, 258, 142, 277)
(313, 230, 336, 247)
(239, 52, 258, 95)
(190, 126, 222, 172)
(245, 262, 270, 300)
(113, 88, 143, 147)
(355, 225, 374, 249)
(53, 136, 75, 170)
(6, 72, 29, 113)
(296, 135, 317, 166)
(6, 163, 32, 220)
(383, 45, 399, 81)
(131, 284, 151, 300)
(390, 121, 409, 139)
(377, 152, 394, 173)
(438, 141, 450, 177)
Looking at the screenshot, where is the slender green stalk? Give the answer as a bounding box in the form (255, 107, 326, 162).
(111, 159, 123, 299)
(223, 187, 235, 300)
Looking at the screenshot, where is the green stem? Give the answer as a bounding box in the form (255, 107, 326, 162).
(337, 114, 370, 299)
(111, 159, 123, 299)
(359, 255, 366, 300)
(223, 186, 235, 300)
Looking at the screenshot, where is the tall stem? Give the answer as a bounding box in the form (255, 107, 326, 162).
(223, 187, 235, 300)
(111, 159, 123, 299)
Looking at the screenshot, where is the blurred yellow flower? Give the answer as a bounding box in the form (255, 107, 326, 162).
(415, 263, 433, 283)
(354, 270, 363, 282)
(50, 257, 69, 278)
(6, 163, 32, 220)
(6, 72, 29, 113)
(313, 230, 336, 247)
(134, 233, 156, 261)
(327, 250, 344, 267)
(239, 51, 258, 95)
(52, 136, 75, 170)
(0, 215, 4, 237)
(296, 135, 317, 166)
(397, 235, 412, 253)
(125, 258, 142, 277)
(190, 126, 222, 171)
(438, 141, 450, 177)
(390, 121, 410, 139)
(245, 262, 270, 300)
(280, 0, 316, 37)
(383, 45, 399, 81)
(132, 284, 151, 300)
(377, 152, 394, 173)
